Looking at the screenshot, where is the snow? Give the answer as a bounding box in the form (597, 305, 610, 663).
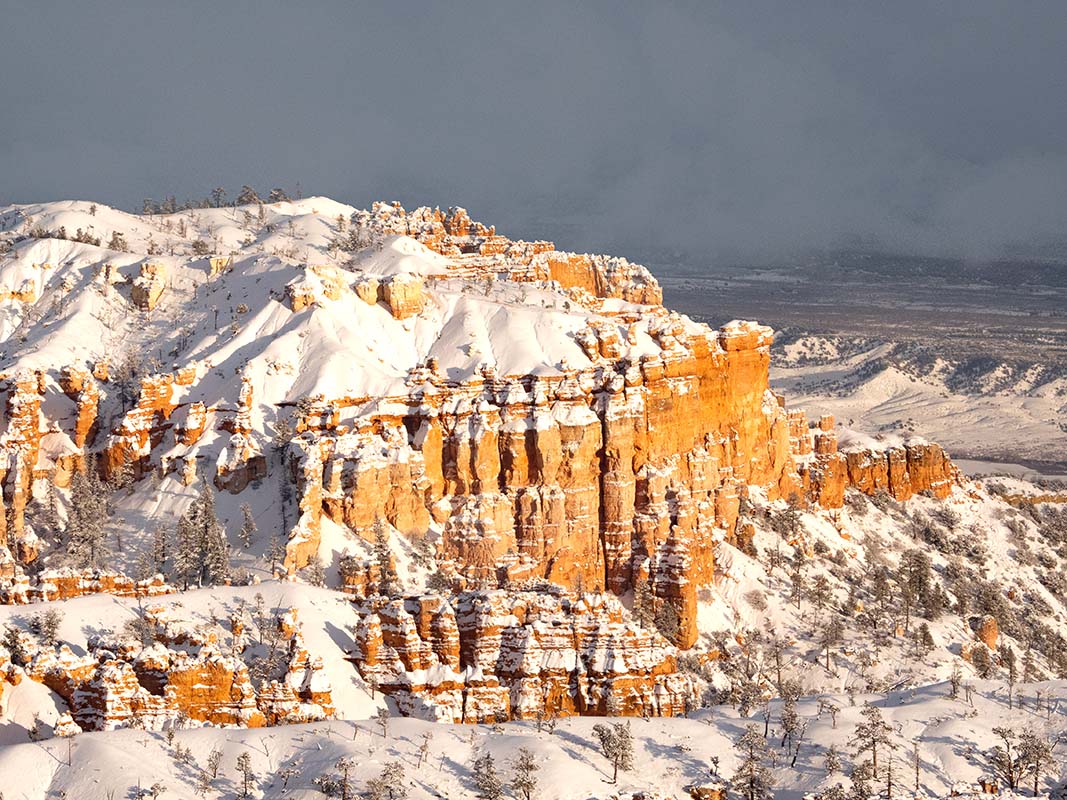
(0, 681, 1063, 798)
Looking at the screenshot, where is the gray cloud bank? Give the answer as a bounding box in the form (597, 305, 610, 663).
(2, 1, 1066, 263)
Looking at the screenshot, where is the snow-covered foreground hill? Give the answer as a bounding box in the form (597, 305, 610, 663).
(3, 680, 1065, 799)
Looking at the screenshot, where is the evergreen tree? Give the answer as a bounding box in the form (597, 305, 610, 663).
(592, 722, 634, 784)
(654, 599, 681, 644)
(367, 760, 407, 800)
(632, 576, 654, 629)
(732, 724, 774, 800)
(107, 231, 129, 252)
(853, 703, 894, 776)
(824, 745, 841, 776)
(175, 481, 229, 587)
(1018, 730, 1054, 797)
(780, 692, 801, 749)
(235, 751, 255, 798)
(472, 751, 505, 800)
(67, 456, 110, 568)
(151, 523, 170, 574)
(267, 532, 287, 576)
(510, 746, 539, 800)
(374, 519, 400, 597)
(988, 726, 1021, 790)
(238, 503, 256, 549)
(236, 185, 261, 205)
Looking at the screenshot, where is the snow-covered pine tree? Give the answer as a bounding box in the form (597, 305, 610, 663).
(67, 456, 110, 568)
(267, 532, 286, 576)
(172, 513, 199, 590)
(238, 503, 256, 549)
(374, 518, 400, 597)
(853, 703, 894, 776)
(592, 721, 634, 784)
(175, 481, 230, 587)
(510, 746, 539, 800)
(1018, 729, 1054, 796)
(632, 576, 654, 629)
(366, 761, 406, 800)
(235, 750, 255, 798)
(472, 751, 505, 800)
(732, 724, 774, 800)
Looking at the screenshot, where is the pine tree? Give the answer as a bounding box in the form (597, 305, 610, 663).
(472, 751, 505, 800)
(67, 457, 110, 569)
(949, 662, 962, 699)
(173, 513, 199, 590)
(824, 744, 841, 776)
(374, 519, 400, 597)
(988, 726, 1021, 790)
(592, 722, 634, 784)
(510, 746, 539, 800)
(1003, 645, 1018, 708)
(175, 481, 230, 587)
(235, 751, 255, 797)
(632, 576, 654, 629)
(732, 724, 774, 800)
(780, 693, 801, 749)
(853, 703, 894, 776)
(849, 760, 875, 800)
(367, 760, 407, 800)
(151, 523, 170, 574)
(267, 532, 287, 576)
(654, 599, 680, 644)
(1018, 729, 1054, 797)
(238, 503, 256, 549)
(819, 616, 844, 671)
(236, 186, 261, 205)
(31, 608, 63, 647)
(333, 757, 356, 800)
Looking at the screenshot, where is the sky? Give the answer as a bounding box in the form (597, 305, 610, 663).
(2, 1, 1066, 263)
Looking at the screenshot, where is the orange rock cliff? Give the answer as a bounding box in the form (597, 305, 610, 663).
(0, 202, 961, 647)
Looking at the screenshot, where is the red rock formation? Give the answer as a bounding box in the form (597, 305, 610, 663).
(350, 202, 662, 305)
(103, 373, 182, 480)
(351, 590, 690, 722)
(0, 370, 46, 547)
(59, 366, 100, 450)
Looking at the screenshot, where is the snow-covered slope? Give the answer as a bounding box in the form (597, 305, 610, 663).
(772, 334, 1067, 476)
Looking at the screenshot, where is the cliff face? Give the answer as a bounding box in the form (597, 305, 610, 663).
(0, 198, 964, 673)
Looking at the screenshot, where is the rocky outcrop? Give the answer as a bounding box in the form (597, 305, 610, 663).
(351, 202, 662, 305)
(0, 569, 172, 604)
(103, 372, 183, 480)
(351, 590, 690, 722)
(130, 262, 167, 310)
(287, 264, 349, 311)
(59, 366, 100, 449)
(8, 603, 334, 735)
(380, 273, 425, 319)
(839, 440, 959, 501)
(0, 201, 965, 658)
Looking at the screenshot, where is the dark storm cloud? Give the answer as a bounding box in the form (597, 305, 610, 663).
(2, 1, 1066, 262)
